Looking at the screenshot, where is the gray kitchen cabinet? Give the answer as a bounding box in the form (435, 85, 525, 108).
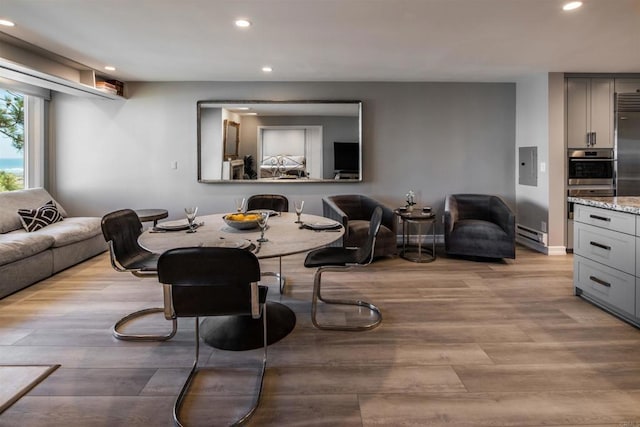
(566, 78, 613, 148)
(573, 203, 639, 325)
(615, 78, 640, 94)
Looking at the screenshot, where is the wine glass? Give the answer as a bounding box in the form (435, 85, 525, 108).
(294, 200, 305, 223)
(257, 211, 269, 242)
(185, 207, 198, 233)
(234, 198, 246, 213)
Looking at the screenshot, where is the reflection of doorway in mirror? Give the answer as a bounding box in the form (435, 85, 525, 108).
(257, 126, 323, 179)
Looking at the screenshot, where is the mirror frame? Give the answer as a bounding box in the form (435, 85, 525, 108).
(223, 119, 240, 159)
(197, 100, 363, 184)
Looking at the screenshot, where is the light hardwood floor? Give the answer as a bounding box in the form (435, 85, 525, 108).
(1, 245, 640, 426)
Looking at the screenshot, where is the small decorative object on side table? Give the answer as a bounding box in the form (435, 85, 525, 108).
(394, 206, 436, 263)
(405, 190, 417, 212)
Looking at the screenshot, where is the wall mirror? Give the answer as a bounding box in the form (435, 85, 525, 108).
(197, 100, 362, 183)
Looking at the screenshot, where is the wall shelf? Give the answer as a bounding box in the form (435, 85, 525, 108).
(0, 57, 126, 100)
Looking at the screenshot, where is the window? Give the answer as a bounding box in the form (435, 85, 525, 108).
(0, 87, 45, 192)
(0, 89, 24, 191)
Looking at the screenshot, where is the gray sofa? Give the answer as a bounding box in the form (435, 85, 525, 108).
(444, 194, 516, 259)
(0, 188, 107, 298)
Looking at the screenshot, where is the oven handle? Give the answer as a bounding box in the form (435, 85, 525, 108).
(569, 158, 615, 162)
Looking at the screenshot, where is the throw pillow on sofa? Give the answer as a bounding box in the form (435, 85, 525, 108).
(17, 200, 64, 232)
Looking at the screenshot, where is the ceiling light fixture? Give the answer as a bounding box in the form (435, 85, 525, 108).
(0, 19, 15, 27)
(562, 1, 583, 11)
(235, 19, 251, 28)
(104, 66, 116, 71)
(262, 66, 273, 73)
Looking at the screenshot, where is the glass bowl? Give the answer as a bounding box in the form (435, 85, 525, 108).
(223, 213, 260, 230)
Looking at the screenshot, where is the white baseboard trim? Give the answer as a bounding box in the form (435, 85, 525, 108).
(516, 235, 568, 256)
(516, 236, 547, 254)
(546, 246, 568, 256)
(397, 234, 568, 256)
(396, 234, 444, 245)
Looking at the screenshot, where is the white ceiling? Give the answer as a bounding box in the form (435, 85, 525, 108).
(1, 0, 640, 83)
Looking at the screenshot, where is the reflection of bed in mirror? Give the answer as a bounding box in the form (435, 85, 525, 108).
(260, 155, 306, 178)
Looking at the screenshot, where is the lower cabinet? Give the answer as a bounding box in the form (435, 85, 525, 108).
(574, 255, 635, 317)
(573, 204, 639, 326)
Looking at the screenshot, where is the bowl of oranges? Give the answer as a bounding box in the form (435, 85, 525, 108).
(223, 212, 261, 230)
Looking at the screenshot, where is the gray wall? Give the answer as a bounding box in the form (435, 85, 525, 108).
(49, 82, 516, 232)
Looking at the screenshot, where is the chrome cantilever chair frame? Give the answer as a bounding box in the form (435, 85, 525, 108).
(102, 209, 177, 342)
(158, 247, 267, 427)
(311, 263, 382, 331)
(305, 206, 384, 331)
(170, 310, 267, 427)
(247, 194, 289, 294)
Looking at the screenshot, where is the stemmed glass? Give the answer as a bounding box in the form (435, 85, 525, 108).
(257, 211, 270, 242)
(185, 207, 198, 233)
(294, 200, 305, 224)
(234, 198, 246, 213)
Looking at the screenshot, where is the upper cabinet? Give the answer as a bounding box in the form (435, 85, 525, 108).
(615, 79, 640, 94)
(566, 78, 614, 148)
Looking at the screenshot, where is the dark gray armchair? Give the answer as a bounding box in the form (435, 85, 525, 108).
(322, 194, 397, 257)
(444, 194, 516, 259)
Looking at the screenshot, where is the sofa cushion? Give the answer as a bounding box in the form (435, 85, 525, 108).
(0, 233, 55, 266)
(0, 188, 68, 233)
(29, 217, 103, 247)
(18, 200, 64, 232)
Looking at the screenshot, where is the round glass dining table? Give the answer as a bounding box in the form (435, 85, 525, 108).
(139, 211, 344, 351)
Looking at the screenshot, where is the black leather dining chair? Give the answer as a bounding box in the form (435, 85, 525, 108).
(303, 206, 383, 331)
(247, 194, 289, 293)
(247, 194, 289, 213)
(157, 247, 268, 427)
(101, 209, 177, 341)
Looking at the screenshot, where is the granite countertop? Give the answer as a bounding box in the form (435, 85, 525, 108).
(568, 196, 640, 214)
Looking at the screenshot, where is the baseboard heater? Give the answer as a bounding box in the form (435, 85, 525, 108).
(516, 223, 547, 246)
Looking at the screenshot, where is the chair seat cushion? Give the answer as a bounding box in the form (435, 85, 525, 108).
(345, 220, 396, 256)
(304, 247, 360, 268)
(451, 219, 508, 240)
(122, 252, 160, 271)
(448, 219, 514, 258)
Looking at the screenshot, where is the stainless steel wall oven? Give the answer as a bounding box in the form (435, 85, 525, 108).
(567, 149, 615, 187)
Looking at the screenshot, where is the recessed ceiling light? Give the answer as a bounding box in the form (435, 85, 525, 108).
(235, 19, 251, 28)
(563, 1, 583, 11)
(262, 66, 273, 73)
(104, 66, 116, 71)
(0, 19, 15, 27)
(236, 107, 250, 110)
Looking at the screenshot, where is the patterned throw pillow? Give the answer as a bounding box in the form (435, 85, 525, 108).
(17, 200, 64, 232)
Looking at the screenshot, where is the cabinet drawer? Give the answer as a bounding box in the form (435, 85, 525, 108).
(574, 222, 635, 274)
(574, 255, 635, 316)
(637, 237, 640, 278)
(637, 278, 640, 318)
(574, 204, 635, 235)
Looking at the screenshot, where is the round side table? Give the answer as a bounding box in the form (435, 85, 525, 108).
(394, 208, 436, 263)
(134, 209, 168, 226)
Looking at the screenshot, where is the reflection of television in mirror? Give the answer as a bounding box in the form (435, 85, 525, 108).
(333, 142, 359, 179)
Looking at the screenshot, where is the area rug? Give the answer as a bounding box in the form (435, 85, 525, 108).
(0, 365, 60, 414)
